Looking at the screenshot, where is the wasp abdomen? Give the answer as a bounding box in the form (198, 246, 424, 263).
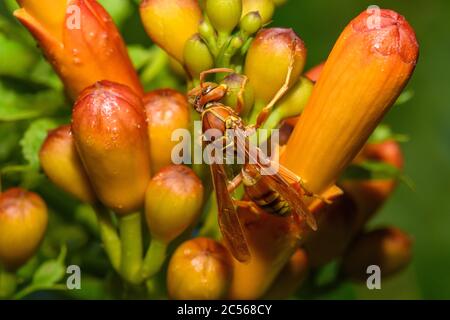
(251, 190, 291, 217)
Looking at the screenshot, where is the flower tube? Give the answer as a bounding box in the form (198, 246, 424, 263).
(282, 9, 419, 196)
(14, 0, 143, 99)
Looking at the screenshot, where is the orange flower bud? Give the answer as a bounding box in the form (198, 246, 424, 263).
(167, 238, 232, 300)
(39, 125, 96, 203)
(242, 0, 275, 24)
(342, 227, 412, 281)
(72, 81, 151, 215)
(342, 140, 404, 226)
(282, 9, 418, 196)
(140, 0, 202, 63)
(145, 165, 203, 244)
(144, 89, 191, 173)
(245, 28, 306, 103)
(14, 0, 143, 99)
(0, 188, 48, 270)
(264, 249, 309, 299)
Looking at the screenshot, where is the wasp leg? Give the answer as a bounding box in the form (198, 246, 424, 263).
(255, 45, 296, 128)
(235, 74, 249, 115)
(200, 68, 235, 86)
(277, 165, 332, 204)
(227, 172, 243, 194)
(234, 200, 266, 216)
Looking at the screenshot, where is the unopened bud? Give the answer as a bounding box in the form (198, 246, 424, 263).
(144, 89, 190, 173)
(167, 238, 232, 299)
(240, 11, 262, 36)
(40, 125, 96, 204)
(72, 81, 151, 215)
(183, 34, 214, 78)
(342, 227, 412, 281)
(342, 140, 404, 226)
(242, 0, 274, 24)
(245, 28, 306, 103)
(206, 0, 242, 35)
(0, 188, 48, 270)
(145, 165, 203, 244)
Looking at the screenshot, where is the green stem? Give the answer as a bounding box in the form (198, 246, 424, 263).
(140, 239, 167, 280)
(0, 267, 17, 299)
(13, 284, 67, 300)
(119, 212, 143, 284)
(94, 205, 121, 273)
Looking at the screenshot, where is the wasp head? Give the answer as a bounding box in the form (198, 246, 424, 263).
(188, 82, 228, 113)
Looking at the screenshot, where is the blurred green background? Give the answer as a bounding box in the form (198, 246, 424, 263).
(0, 0, 449, 299)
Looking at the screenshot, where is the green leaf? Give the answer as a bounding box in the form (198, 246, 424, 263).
(0, 83, 65, 121)
(341, 161, 402, 181)
(368, 124, 409, 144)
(20, 118, 60, 169)
(394, 89, 414, 106)
(32, 246, 67, 287)
(98, 0, 133, 27)
(128, 45, 152, 71)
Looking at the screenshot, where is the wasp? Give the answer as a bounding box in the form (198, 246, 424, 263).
(188, 68, 319, 263)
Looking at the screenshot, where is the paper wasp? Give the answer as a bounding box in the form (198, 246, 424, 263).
(188, 67, 318, 263)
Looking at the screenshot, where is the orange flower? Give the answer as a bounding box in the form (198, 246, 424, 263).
(72, 81, 151, 215)
(140, 0, 202, 63)
(40, 125, 96, 204)
(282, 9, 419, 196)
(15, 0, 143, 99)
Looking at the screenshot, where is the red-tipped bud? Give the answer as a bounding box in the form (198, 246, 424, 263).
(245, 28, 307, 103)
(282, 9, 419, 196)
(40, 125, 96, 203)
(145, 165, 203, 244)
(342, 227, 413, 281)
(72, 81, 151, 215)
(144, 89, 191, 173)
(167, 238, 232, 300)
(0, 188, 48, 270)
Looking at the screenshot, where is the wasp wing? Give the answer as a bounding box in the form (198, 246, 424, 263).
(235, 130, 317, 230)
(209, 161, 251, 262)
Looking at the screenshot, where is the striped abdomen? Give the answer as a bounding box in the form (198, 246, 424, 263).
(242, 167, 291, 217)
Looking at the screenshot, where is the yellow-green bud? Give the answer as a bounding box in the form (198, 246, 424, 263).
(206, 0, 242, 35)
(184, 34, 214, 78)
(240, 11, 262, 36)
(242, 0, 274, 24)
